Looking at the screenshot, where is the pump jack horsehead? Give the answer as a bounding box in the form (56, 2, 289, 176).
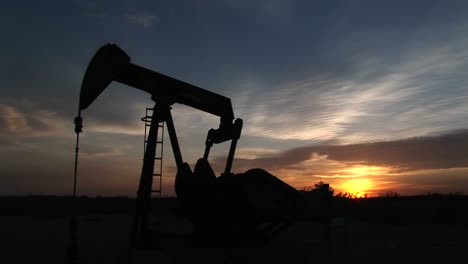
(77, 44, 316, 247)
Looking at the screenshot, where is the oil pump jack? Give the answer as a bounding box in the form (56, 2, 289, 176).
(77, 44, 306, 248)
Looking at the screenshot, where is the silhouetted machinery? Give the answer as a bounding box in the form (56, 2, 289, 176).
(78, 44, 310, 247)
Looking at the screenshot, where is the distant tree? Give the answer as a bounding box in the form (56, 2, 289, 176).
(378, 190, 400, 198)
(314, 180, 326, 189)
(336, 192, 352, 198)
(312, 181, 334, 197)
(335, 191, 369, 199)
(302, 181, 334, 197)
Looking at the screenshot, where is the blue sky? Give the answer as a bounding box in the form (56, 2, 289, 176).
(1, 0, 468, 196)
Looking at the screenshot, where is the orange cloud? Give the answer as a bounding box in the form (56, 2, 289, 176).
(0, 104, 32, 134)
(204, 130, 468, 196)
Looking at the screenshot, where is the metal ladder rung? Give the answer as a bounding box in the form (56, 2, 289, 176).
(144, 124, 164, 128)
(153, 173, 162, 177)
(143, 120, 163, 125)
(151, 190, 161, 193)
(141, 158, 162, 161)
(144, 140, 163, 144)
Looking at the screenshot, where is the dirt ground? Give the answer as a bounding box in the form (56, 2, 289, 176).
(1, 214, 467, 264)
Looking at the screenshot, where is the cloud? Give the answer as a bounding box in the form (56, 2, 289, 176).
(76, 1, 159, 29)
(75, 0, 109, 20)
(209, 130, 468, 175)
(126, 14, 158, 28)
(219, 5, 468, 145)
(236, 73, 423, 141)
(202, 130, 468, 195)
(387, 167, 468, 194)
(0, 104, 32, 134)
(85, 121, 143, 135)
(229, 30, 468, 144)
(0, 103, 69, 137)
(3, 0, 468, 196)
(225, 0, 295, 23)
(314, 130, 468, 172)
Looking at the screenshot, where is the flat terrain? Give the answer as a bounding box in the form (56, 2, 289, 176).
(1, 213, 467, 264)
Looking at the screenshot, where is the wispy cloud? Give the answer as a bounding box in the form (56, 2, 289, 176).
(224, 0, 295, 23)
(85, 121, 143, 135)
(232, 33, 468, 144)
(126, 14, 158, 28)
(237, 73, 423, 141)
(76, 1, 159, 29)
(0, 103, 69, 137)
(0, 104, 31, 134)
(77, 0, 107, 19)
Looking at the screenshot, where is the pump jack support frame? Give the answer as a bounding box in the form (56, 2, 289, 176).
(130, 100, 242, 247)
(131, 101, 184, 246)
(78, 44, 244, 247)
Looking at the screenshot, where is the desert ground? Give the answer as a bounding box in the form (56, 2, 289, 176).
(1, 209, 467, 264)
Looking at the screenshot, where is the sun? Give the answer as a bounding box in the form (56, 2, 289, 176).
(339, 178, 373, 197)
(332, 165, 391, 197)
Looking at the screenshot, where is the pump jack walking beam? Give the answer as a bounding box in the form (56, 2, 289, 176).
(80, 44, 235, 125)
(79, 44, 241, 161)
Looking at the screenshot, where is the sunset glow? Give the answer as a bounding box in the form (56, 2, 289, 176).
(323, 165, 390, 196)
(1, 1, 468, 197)
(338, 178, 374, 197)
(339, 165, 392, 177)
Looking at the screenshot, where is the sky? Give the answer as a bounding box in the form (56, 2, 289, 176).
(1, 0, 468, 197)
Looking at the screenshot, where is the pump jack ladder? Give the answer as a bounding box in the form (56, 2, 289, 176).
(142, 107, 164, 198)
(140, 108, 165, 235)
